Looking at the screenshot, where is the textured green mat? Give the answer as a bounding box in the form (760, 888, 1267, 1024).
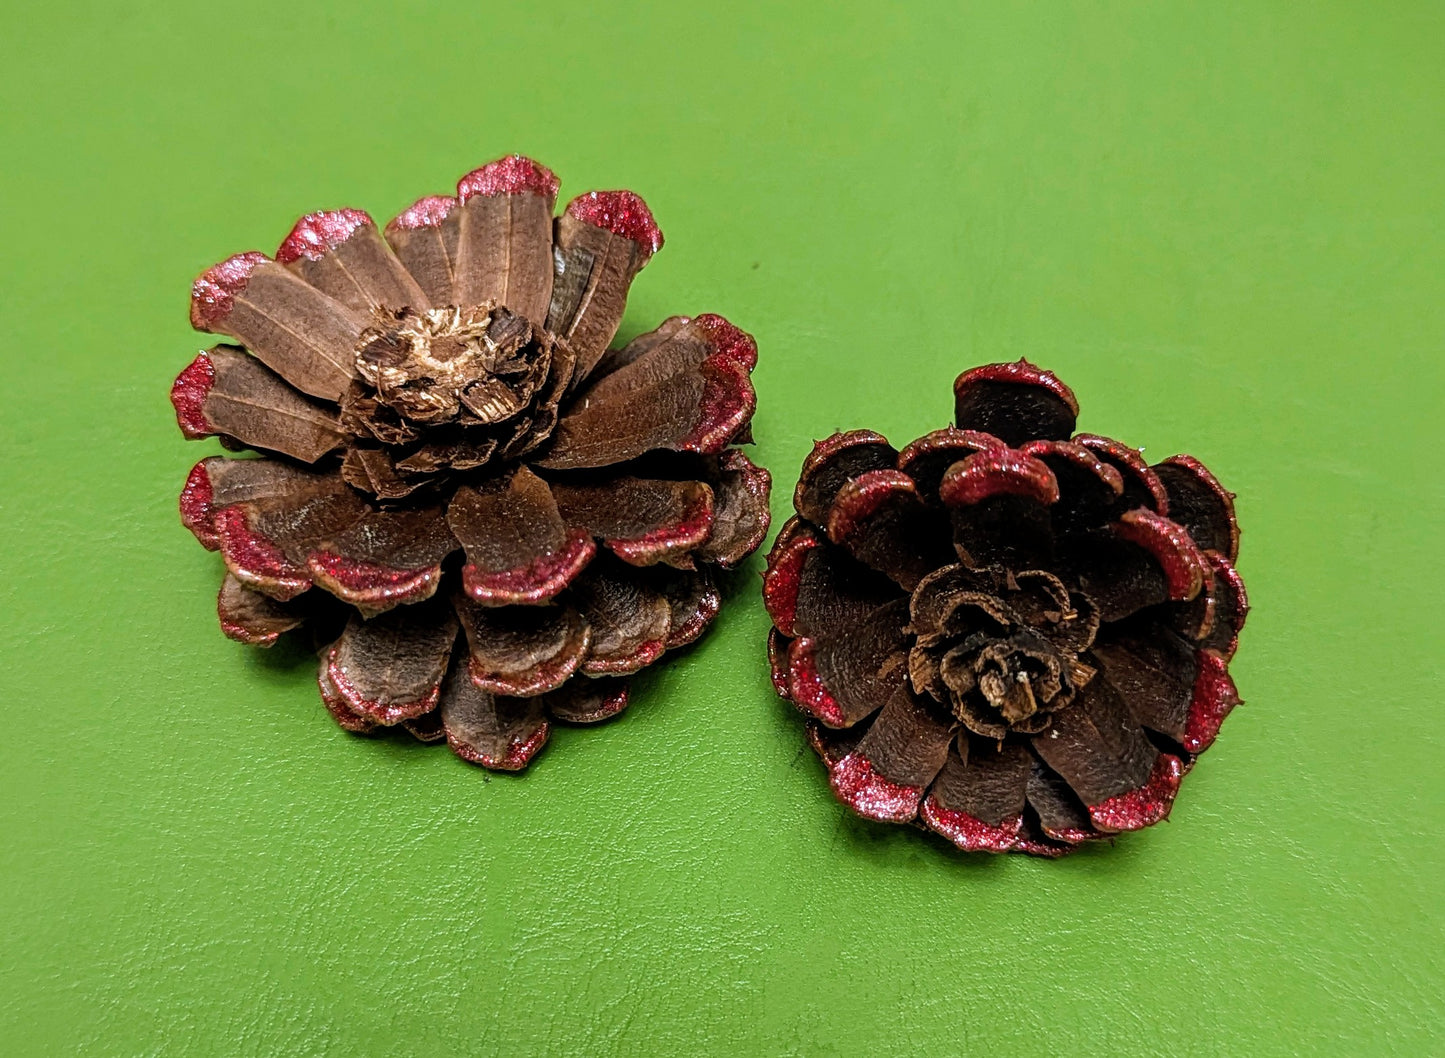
(2, 2, 1440, 1054)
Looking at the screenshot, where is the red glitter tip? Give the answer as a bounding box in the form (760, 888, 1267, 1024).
(191, 251, 268, 331)
(1021, 440, 1125, 495)
(1088, 754, 1183, 833)
(1114, 508, 1207, 601)
(762, 527, 819, 637)
(692, 313, 759, 371)
(565, 190, 664, 259)
(1074, 434, 1170, 513)
(677, 358, 756, 454)
(897, 428, 1004, 476)
(170, 353, 215, 439)
(829, 752, 924, 824)
(1038, 825, 1099, 847)
(469, 643, 584, 697)
(939, 448, 1060, 507)
(214, 506, 312, 600)
(551, 682, 630, 724)
(179, 460, 219, 550)
(1158, 453, 1242, 561)
(449, 719, 551, 771)
(1182, 649, 1241, 754)
(581, 634, 667, 677)
(456, 155, 560, 203)
(826, 469, 920, 545)
(920, 798, 1025, 853)
(326, 647, 440, 726)
(606, 487, 715, 566)
(799, 432, 894, 490)
(785, 637, 847, 727)
(275, 208, 374, 263)
(318, 665, 381, 734)
(461, 528, 596, 606)
(387, 195, 456, 233)
(1204, 551, 1249, 659)
(666, 583, 722, 648)
(218, 602, 285, 647)
(953, 360, 1080, 416)
(305, 551, 441, 612)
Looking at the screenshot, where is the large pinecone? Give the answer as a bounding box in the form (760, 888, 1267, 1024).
(171, 156, 770, 770)
(764, 362, 1246, 855)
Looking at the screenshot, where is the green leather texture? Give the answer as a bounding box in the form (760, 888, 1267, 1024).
(2, 2, 1441, 1054)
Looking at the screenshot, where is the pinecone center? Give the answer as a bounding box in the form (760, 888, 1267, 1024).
(908, 567, 1100, 739)
(353, 304, 550, 427)
(336, 304, 573, 497)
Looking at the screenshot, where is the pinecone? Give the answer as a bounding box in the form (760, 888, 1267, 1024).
(171, 156, 770, 770)
(764, 362, 1246, 855)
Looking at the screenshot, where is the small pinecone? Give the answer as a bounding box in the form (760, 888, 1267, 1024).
(172, 156, 770, 771)
(764, 361, 1246, 855)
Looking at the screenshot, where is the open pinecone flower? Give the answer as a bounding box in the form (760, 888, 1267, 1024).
(764, 362, 1246, 856)
(170, 155, 769, 770)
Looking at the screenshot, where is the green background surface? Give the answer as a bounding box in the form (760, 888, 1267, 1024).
(2, 2, 1442, 1054)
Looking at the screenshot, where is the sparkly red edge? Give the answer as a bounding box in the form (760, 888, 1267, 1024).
(580, 632, 668, 677)
(469, 636, 586, 698)
(190, 251, 268, 331)
(1088, 754, 1184, 833)
(1182, 649, 1241, 754)
(761, 526, 820, 636)
(170, 353, 215, 439)
(462, 529, 596, 606)
(897, 428, 1003, 477)
(1075, 433, 1171, 513)
(276, 208, 374, 263)
(667, 585, 722, 648)
(828, 752, 924, 824)
(318, 663, 380, 734)
(215, 506, 311, 601)
(448, 717, 551, 771)
(677, 356, 756, 455)
(785, 636, 848, 727)
(939, 447, 1060, 507)
(306, 551, 441, 613)
(325, 646, 441, 725)
(604, 486, 715, 566)
(953, 359, 1081, 416)
(1114, 508, 1207, 601)
(920, 798, 1025, 853)
(565, 190, 664, 259)
(457, 155, 561, 203)
(767, 628, 793, 700)
(798, 429, 894, 483)
(547, 681, 630, 724)
(1021, 439, 1125, 496)
(386, 195, 456, 233)
(825, 469, 920, 545)
(1159, 453, 1242, 562)
(179, 460, 220, 549)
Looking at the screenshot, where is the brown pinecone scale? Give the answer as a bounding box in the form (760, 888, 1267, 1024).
(172, 156, 770, 770)
(764, 362, 1246, 855)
